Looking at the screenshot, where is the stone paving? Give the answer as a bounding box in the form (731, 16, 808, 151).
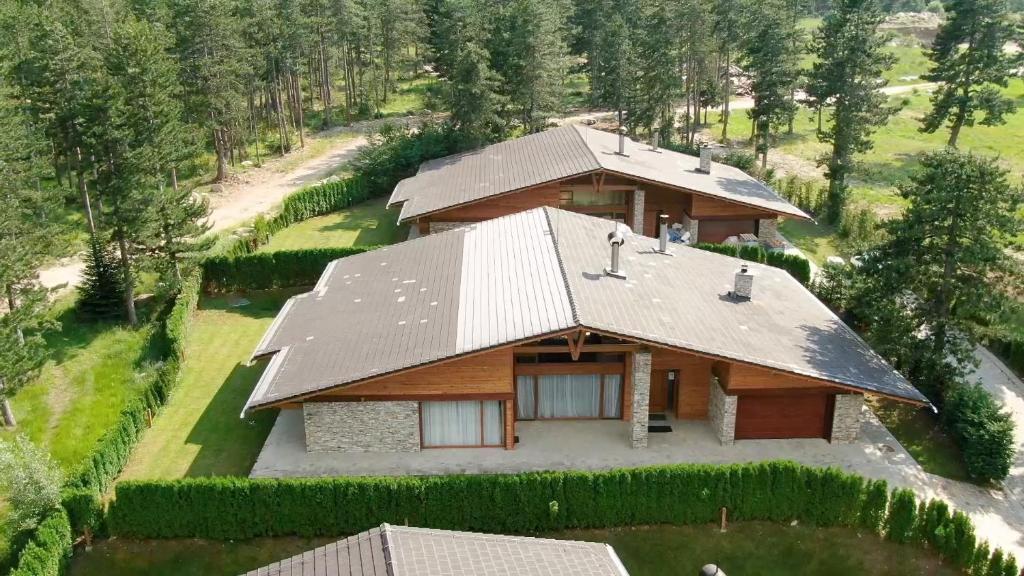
(251, 348, 1024, 560)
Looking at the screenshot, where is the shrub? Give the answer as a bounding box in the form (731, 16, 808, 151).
(692, 243, 811, 286)
(942, 383, 1015, 482)
(109, 462, 895, 540)
(201, 247, 375, 292)
(60, 489, 104, 540)
(76, 235, 125, 320)
(858, 479, 888, 535)
(9, 510, 71, 576)
(164, 267, 202, 361)
(885, 489, 917, 543)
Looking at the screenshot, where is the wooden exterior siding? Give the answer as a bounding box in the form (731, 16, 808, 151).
(689, 195, 776, 219)
(714, 362, 843, 394)
(424, 184, 560, 223)
(651, 348, 713, 419)
(311, 349, 514, 401)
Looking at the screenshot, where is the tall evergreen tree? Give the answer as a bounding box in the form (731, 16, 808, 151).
(88, 18, 192, 325)
(741, 0, 801, 169)
(808, 0, 897, 224)
(712, 0, 746, 142)
(920, 0, 1018, 147)
(857, 151, 1023, 390)
(77, 234, 127, 321)
(0, 93, 58, 427)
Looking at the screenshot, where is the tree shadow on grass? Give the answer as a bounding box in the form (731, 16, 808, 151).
(855, 152, 924, 189)
(198, 289, 306, 319)
(183, 362, 279, 477)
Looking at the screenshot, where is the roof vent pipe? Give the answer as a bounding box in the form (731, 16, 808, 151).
(732, 264, 754, 301)
(605, 228, 627, 279)
(617, 126, 627, 156)
(699, 145, 712, 174)
(655, 214, 672, 255)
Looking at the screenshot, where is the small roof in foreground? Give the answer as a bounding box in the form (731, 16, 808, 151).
(244, 208, 927, 412)
(240, 523, 630, 576)
(388, 124, 810, 222)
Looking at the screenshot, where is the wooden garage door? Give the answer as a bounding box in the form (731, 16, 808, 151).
(735, 393, 833, 440)
(697, 219, 756, 243)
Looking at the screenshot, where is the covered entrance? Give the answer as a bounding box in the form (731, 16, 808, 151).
(649, 369, 676, 414)
(734, 392, 834, 440)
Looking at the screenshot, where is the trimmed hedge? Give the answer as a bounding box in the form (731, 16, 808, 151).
(692, 242, 812, 286)
(941, 383, 1016, 483)
(9, 510, 71, 576)
(201, 247, 376, 292)
(990, 337, 1024, 380)
(109, 462, 872, 540)
(60, 489, 104, 540)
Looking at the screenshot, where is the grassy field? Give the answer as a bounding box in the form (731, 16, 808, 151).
(69, 523, 960, 576)
(119, 290, 299, 480)
(868, 397, 970, 482)
(0, 297, 161, 471)
(259, 196, 407, 252)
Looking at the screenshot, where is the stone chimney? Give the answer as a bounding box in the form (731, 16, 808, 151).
(699, 145, 712, 174)
(732, 264, 753, 301)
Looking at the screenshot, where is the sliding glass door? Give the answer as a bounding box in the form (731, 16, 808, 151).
(515, 373, 623, 420)
(420, 400, 504, 448)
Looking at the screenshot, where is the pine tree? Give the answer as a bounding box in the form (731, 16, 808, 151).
(77, 235, 126, 321)
(741, 0, 801, 169)
(808, 0, 897, 224)
(712, 0, 746, 141)
(920, 0, 1018, 147)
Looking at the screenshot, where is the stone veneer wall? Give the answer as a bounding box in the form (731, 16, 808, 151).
(304, 401, 421, 453)
(682, 214, 699, 242)
(428, 222, 471, 234)
(830, 394, 864, 443)
(631, 189, 645, 233)
(631, 349, 652, 448)
(757, 218, 781, 243)
(709, 377, 737, 445)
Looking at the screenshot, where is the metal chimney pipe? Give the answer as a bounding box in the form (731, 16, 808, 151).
(618, 126, 627, 155)
(605, 229, 627, 279)
(658, 214, 669, 253)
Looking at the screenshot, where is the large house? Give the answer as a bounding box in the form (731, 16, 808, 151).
(241, 523, 630, 576)
(388, 125, 810, 243)
(244, 208, 926, 453)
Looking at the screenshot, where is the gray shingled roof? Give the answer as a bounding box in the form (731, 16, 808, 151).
(388, 124, 810, 222)
(240, 524, 630, 576)
(245, 208, 927, 413)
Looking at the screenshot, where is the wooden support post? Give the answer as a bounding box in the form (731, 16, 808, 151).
(720, 507, 728, 532)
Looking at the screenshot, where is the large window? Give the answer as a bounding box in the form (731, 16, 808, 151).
(515, 373, 623, 420)
(421, 400, 504, 448)
(560, 189, 627, 207)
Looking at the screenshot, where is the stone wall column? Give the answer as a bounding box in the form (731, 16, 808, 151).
(830, 394, 864, 443)
(304, 401, 421, 452)
(682, 213, 699, 243)
(631, 189, 645, 234)
(708, 377, 737, 445)
(757, 218, 781, 244)
(630, 349, 652, 448)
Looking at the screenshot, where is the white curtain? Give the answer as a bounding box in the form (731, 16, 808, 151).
(516, 376, 536, 419)
(538, 374, 601, 418)
(482, 401, 504, 445)
(422, 401, 481, 447)
(603, 375, 623, 418)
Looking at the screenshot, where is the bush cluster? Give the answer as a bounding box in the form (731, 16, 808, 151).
(990, 337, 1024, 380)
(691, 242, 812, 286)
(8, 510, 71, 576)
(201, 247, 375, 292)
(942, 384, 1016, 483)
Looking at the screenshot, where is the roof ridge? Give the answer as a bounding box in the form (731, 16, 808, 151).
(542, 207, 581, 328)
(381, 523, 397, 576)
(571, 124, 605, 171)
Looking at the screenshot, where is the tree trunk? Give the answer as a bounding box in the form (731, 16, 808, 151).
(75, 147, 97, 235)
(948, 113, 964, 148)
(721, 51, 731, 142)
(213, 125, 228, 182)
(294, 73, 305, 149)
(0, 389, 15, 428)
(116, 232, 138, 327)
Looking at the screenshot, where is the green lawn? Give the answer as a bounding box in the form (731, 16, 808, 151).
(259, 196, 407, 252)
(868, 397, 970, 483)
(69, 523, 960, 576)
(0, 297, 161, 471)
(119, 290, 299, 479)
(778, 219, 839, 266)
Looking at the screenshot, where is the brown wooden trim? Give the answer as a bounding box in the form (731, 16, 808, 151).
(316, 393, 514, 402)
(514, 362, 624, 375)
(567, 329, 585, 361)
(514, 343, 640, 354)
(505, 399, 515, 450)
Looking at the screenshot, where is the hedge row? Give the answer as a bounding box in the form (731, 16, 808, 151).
(990, 337, 1024, 379)
(8, 510, 71, 576)
(941, 383, 1016, 483)
(692, 242, 813, 285)
(68, 267, 203, 494)
(223, 176, 372, 258)
(201, 247, 376, 292)
(105, 462, 1017, 574)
